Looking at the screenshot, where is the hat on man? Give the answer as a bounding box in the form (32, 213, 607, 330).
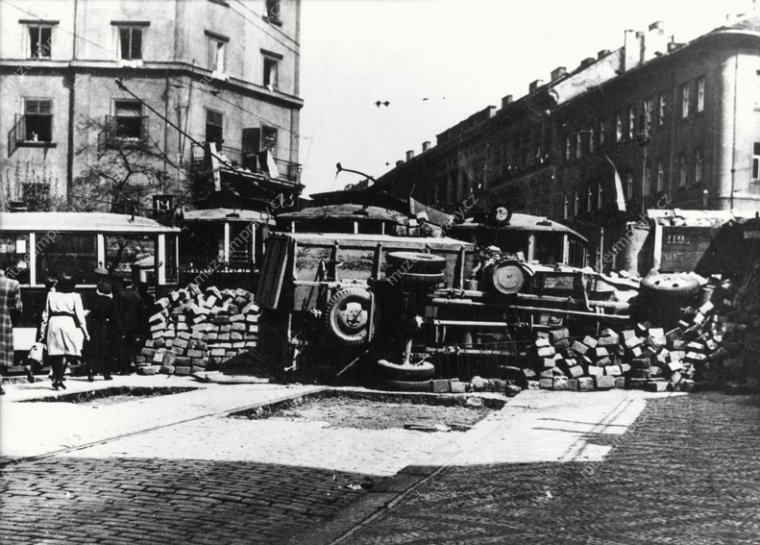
(97, 283, 112, 296)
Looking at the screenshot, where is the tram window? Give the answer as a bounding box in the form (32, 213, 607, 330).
(165, 235, 178, 284)
(228, 224, 252, 266)
(0, 234, 31, 284)
(182, 224, 224, 269)
(105, 235, 155, 278)
(36, 233, 97, 285)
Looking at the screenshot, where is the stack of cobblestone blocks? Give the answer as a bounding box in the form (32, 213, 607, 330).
(136, 284, 259, 376)
(526, 275, 757, 393)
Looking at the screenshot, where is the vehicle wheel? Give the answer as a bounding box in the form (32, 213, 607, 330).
(640, 273, 701, 295)
(378, 379, 433, 392)
(377, 359, 435, 379)
(490, 204, 513, 226)
(324, 287, 372, 346)
(386, 252, 447, 275)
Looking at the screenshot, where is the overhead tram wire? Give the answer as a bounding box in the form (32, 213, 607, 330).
(2, 0, 305, 211)
(0, 0, 302, 139)
(114, 77, 263, 187)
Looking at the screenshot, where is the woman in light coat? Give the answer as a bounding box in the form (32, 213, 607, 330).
(39, 273, 89, 390)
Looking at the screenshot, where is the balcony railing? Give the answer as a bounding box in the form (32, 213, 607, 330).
(190, 142, 301, 184)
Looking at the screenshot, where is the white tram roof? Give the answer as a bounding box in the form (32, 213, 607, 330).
(182, 208, 275, 224)
(0, 212, 180, 233)
(450, 213, 588, 243)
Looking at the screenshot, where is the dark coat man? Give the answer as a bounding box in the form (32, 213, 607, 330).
(116, 279, 146, 373)
(86, 285, 118, 380)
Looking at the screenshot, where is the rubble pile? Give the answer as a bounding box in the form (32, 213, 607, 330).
(135, 284, 259, 375)
(524, 273, 758, 393)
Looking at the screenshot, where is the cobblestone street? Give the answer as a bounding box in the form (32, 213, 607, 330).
(2, 378, 759, 545)
(1, 457, 367, 545)
(345, 393, 760, 545)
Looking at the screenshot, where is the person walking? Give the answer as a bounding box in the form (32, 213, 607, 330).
(94, 266, 112, 296)
(115, 277, 145, 374)
(86, 282, 117, 381)
(0, 269, 23, 395)
(39, 273, 89, 390)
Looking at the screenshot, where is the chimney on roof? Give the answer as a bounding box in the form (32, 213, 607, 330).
(667, 37, 684, 53)
(643, 20, 667, 62)
(623, 29, 640, 71)
(579, 57, 595, 68)
(406, 150, 415, 161)
(396, 160, 404, 167)
(597, 49, 611, 59)
(501, 94, 513, 109)
(550, 66, 567, 81)
(529, 79, 544, 93)
(422, 141, 431, 152)
(636, 30, 646, 64)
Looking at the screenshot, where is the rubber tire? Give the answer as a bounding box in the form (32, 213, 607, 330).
(640, 273, 700, 295)
(324, 287, 372, 346)
(379, 379, 433, 392)
(377, 359, 435, 380)
(386, 252, 447, 275)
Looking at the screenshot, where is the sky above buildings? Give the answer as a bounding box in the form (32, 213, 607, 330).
(299, 0, 755, 195)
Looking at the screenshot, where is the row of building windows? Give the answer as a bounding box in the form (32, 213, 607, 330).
(10, 97, 279, 157)
(560, 149, 708, 219)
(21, 21, 282, 90)
(563, 76, 706, 163)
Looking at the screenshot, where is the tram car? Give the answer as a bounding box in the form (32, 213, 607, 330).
(447, 207, 590, 268)
(0, 212, 180, 357)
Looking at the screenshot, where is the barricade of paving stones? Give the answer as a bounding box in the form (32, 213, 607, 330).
(0, 457, 369, 545)
(505, 282, 758, 395)
(136, 284, 260, 376)
(347, 393, 760, 545)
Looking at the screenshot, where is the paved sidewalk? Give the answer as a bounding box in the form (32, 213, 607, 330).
(0, 375, 321, 460)
(405, 389, 668, 468)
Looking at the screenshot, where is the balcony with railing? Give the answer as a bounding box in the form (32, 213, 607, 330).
(190, 142, 301, 184)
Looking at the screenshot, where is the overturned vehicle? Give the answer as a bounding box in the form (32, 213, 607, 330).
(254, 192, 643, 387)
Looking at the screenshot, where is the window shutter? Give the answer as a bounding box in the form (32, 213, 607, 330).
(207, 39, 215, 70)
(8, 114, 24, 155)
(132, 28, 142, 59)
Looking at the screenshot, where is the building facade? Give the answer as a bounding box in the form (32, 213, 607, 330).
(375, 16, 760, 269)
(0, 0, 302, 212)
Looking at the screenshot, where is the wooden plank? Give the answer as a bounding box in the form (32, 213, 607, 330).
(255, 236, 289, 309)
